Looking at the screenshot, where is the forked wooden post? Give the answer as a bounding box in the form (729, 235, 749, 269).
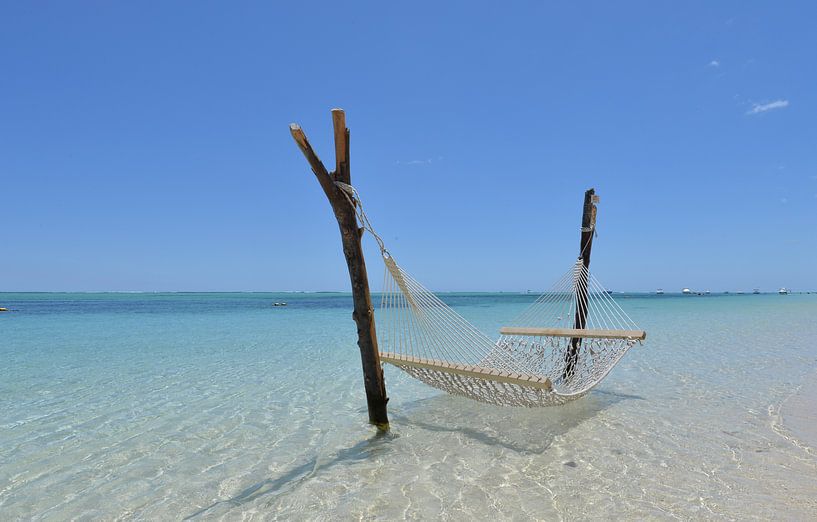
(564, 188, 598, 378)
(289, 109, 389, 431)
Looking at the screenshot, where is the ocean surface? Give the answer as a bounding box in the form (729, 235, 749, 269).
(2, 292, 817, 520)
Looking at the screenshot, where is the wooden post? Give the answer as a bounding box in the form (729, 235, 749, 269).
(564, 188, 598, 379)
(289, 109, 389, 431)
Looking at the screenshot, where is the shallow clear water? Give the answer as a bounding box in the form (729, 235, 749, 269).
(2, 292, 816, 520)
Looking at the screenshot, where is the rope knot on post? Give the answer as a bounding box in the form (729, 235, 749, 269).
(333, 181, 390, 258)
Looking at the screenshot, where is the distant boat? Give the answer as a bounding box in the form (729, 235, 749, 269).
(682, 288, 692, 295)
(272, 302, 288, 307)
(778, 288, 789, 295)
(656, 289, 664, 295)
(753, 288, 760, 294)
(705, 290, 710, 295)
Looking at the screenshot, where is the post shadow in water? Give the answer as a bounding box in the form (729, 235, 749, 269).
(184, 430, 396, 519)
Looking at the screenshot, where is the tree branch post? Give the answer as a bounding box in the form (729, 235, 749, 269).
(289, 109, 389, 431)
(564, 188, 598, 380)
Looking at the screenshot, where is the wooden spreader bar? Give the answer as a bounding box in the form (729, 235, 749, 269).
(499, 327, 646, 341)
(379, 352, 553, 391)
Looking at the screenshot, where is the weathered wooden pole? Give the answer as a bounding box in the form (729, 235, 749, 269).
(289, 109, 389, 431)
(564, 188, 598, 379)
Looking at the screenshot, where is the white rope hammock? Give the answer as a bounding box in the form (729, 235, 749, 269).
(336, 182, 646, 407)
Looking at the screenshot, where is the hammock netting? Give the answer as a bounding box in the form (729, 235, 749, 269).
(336, 181, 646, 408)
(377, 255, 644, 407)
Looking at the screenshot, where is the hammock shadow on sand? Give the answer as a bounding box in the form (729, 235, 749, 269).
(390, 387, 643, 454)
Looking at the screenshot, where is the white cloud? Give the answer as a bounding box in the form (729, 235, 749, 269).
(396, 156, 441, 166)
(747, 99, 789, 115)
(396, 158, 433, 166)
(708, 60, 720, 67)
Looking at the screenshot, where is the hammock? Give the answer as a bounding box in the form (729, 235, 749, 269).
(338, 183, 646, 407)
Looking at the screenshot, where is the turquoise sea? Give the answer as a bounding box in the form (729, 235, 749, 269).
(2, 292, 817, 520)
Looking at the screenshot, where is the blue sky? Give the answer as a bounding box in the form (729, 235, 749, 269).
(1, 1, 815, 292)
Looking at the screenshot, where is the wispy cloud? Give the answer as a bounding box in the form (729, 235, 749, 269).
(396, 158, 433, 166)
(708, 60, 720, 67)
(396, 156, 442, 166)
(780, 197, 788, 204)
(747, 99, 789, 115)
